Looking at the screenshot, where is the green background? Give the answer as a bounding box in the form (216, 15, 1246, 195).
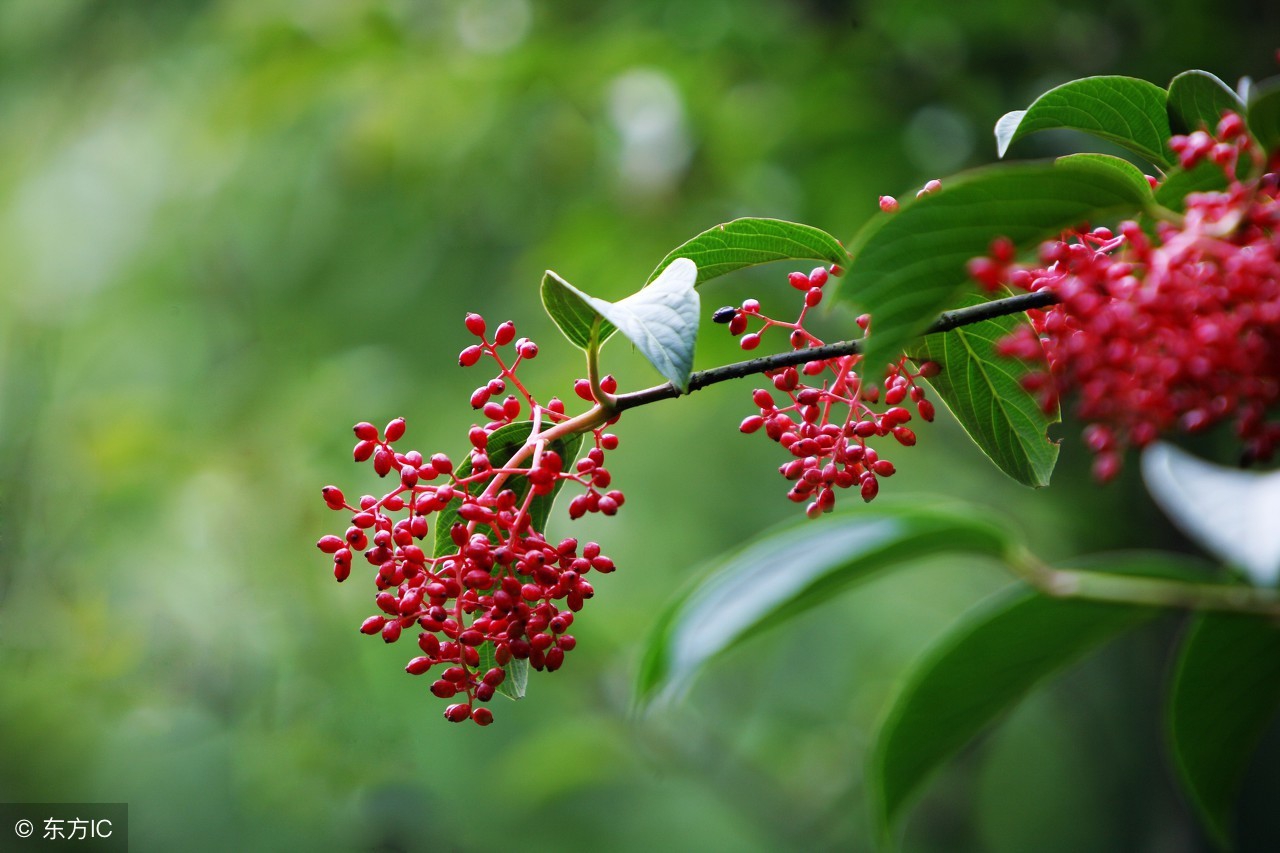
(1, 1, 1277, 850)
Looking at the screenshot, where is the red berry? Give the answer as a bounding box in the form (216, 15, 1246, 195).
(406, 657, 432, 675)
(465, 313, 486, 336)
(385, 418, 406, 442)
(494, 321, 516, 346)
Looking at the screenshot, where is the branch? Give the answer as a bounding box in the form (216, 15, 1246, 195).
(1005, 547, 1280, 618)
(614, 289, 1058, 412)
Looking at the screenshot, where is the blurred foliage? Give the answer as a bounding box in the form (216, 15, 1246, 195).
(1, 0, 1278, 850)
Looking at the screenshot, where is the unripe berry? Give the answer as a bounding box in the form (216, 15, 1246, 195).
(459, 345, 483, 366)
(741, 333, 761, 350)
(788, 271, 811, 290)
(465, 313, 487, 336)
(494, 321, 516, 346)
(385, 418, 406, 442)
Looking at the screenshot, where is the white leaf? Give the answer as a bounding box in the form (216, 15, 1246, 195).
(1141, 443, 1280, 586)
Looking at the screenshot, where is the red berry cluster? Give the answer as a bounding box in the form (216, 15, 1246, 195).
(317, 314, 623, 725)
(970, 112, 1280, 480)
(717, 266, 937, 516)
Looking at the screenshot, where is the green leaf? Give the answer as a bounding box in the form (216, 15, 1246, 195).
(430, 420, 584, 700)
(1054, 153, 1156, 202)
(870, 553, 1208, 843)
(1167, 70, 1245, 134)
(645, 218, 848, 287)
(541, 259, 700, 391)
(477, 642, 530, 701)
(911, 293, 1060, 487)
(995, 75, 1174, 168)
(1154, 161, 1229, 212)
(839, 158, 1151, 378)
(1246, 76, 1280, 156)
(634, 503, 1013, 710)
(1168, 612, 1280, 847)
(541, 271, 615, 350)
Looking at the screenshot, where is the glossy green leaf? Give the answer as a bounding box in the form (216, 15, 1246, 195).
(1168, 612, 1280, 847)
(430, 420, 584, 700)
(1154, 161, 1229, 211)
(634, 504, 1014, 711)
(995, 75, 1174, 167)
(1246, 76, 1280, 156)
(542, 259, 700, 391)
(871, 553, 1209, 843)
(1167, 70, 1245, 134)
(840, 158, 1151, 377)
(645, 218, 848, 287)
(1055, 153, 1155, 202)
(911, 293, 1060, 487)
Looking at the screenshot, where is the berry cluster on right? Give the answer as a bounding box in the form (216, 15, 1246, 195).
(971, 111, 1279, 480)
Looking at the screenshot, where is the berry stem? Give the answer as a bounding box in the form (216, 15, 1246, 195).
(613, 290, 1059, 412)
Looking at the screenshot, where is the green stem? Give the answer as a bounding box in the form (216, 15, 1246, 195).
(586, 318, 618, 410)
(1006, 546, 1280, 618)
(1144, 201, 1187, 227)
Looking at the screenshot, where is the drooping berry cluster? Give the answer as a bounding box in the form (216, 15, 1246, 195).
(317, 315, 623, 725)
(717, 266, 936, 516)
(969, 112, 1280, 480)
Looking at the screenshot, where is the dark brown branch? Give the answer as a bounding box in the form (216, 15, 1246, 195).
(613, 289, 1058, 412)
